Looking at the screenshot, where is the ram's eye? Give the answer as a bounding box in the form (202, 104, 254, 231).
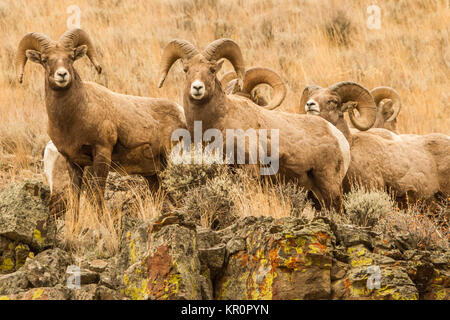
(183, 66, 189, 73)
(209, 66, 216, 73)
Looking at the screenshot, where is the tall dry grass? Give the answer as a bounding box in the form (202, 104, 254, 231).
(62, 171, 164, 258)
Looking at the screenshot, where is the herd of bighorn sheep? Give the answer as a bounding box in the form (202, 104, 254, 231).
(15, 28, 449, 218)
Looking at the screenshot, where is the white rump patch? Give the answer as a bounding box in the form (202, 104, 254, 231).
(43, 141, 59, 192)
(176, 103, 186, 123)
(327, 122, 350, 173)
(388, 131, 402, 141)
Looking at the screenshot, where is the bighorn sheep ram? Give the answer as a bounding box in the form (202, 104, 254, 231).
(17, 29, 186, 214)
(158, 38, 351, 209)
(345, 86, 401, 132)
(301, 82, 450, 203)
(219, 67, 287, 109)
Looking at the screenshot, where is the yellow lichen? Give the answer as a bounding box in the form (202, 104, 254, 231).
(32, 288, 43, 300)
(159, 273, 183, 300)
(350, 257, 373, 267)
(434, 288, 447, 300)
(123, 274, 150, 300)
(0, 258, 14, 271)
(129, 239, 137, 265)
(374, 285, 418, 300)
(251, 269, 276, 300)
(357, 249, 366, 256)
(349, 284, 370, 297)
(33, 229, 43, 245)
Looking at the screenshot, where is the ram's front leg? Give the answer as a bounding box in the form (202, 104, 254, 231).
(67, 161, 84, 221)
(90, 145, 113, 210)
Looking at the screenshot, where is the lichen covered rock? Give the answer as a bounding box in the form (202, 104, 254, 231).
(121, 213, 211, 300)
(215, 216, 334, 299)
(0, 236, 33, 273)
(0, 285, 70, 300)
(0, 180, 56, 251)
(22, 248, 72, 288)
(0, 270, 30, 295)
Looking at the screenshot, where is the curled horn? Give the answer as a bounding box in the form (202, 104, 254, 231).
(219, 69, 241, 94)
(58, 28, 102, 74)
(329, 82, 377, 131)
(371, 86, 401, 122)
(16, 32, 54, 83)
(241, 67, 287, 110)
(219, 70, 238, 89)
(158, 39, 199, 88)
(203, 38, 245, 88)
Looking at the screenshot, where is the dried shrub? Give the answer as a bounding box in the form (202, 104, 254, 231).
(274, 181, 312, 218)
(376, 204, 449, 251)
(178, 175, 238, 230)
(344, 188, 395, 228)
(160, 148, 230, 203)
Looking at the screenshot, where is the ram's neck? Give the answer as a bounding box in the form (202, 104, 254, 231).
(335, 117, 353, 143)
(183, 79, 228, 135)
(45, 70, 85, 131)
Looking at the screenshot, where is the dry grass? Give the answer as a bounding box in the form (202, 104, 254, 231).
(0, 1, 448, 253)
(61, 172, 164, 258)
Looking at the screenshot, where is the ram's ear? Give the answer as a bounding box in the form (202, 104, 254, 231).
(341, 101, 357, 112)
(381, 100, 394, 120)
(26, 50, 43, 64)
(74, 45, 88, 61)
(181, 59, 189, 73)
(215, 59, 224, 73)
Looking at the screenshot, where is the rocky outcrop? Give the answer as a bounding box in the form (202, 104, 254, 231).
(0, 180, 448, 300)
(215, 216, 334, 299)
(118, 214, 448, 300)
(0, 180, 55, 252)
(121, 213, 211, 300)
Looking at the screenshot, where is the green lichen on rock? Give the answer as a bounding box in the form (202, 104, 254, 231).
(216, 216, 333, 300)
(0, 258, 14, 272)
(0, 180, 55, 251)
(121, 213, 209, 300)
(14, 244, 30, 269)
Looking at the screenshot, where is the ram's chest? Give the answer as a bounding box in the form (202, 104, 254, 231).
(48, 126, 93, 166)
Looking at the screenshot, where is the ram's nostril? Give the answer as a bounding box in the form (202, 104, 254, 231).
(193, 85, 203, 90)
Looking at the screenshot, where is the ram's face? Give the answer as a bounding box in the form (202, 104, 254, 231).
(183, 55, 223, 104)
(305, 88, 342, 125)
(26, 45, 88, 90)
